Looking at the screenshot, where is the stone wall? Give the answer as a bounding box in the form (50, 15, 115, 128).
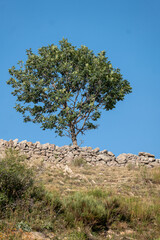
(0, 139, 160, 167)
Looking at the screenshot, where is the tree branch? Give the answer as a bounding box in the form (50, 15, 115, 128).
(76, 107, 93, 136)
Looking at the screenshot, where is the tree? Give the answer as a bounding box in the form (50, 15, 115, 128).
(7, 38, 132, 145)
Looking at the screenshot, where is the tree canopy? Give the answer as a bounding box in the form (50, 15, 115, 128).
(7, 38, 132, 145)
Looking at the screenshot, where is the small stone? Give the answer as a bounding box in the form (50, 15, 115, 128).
(108, 151, 115, 156)
(21, 140, 27, 144)
(96, 154, 104, 161)
(70, 145, 79, 150)
(100, 149, 108, 154)
(63, 165, 73, 174)
(59, 181, 64, 185)
(87, 146, 92, 150)
(8, 140, 14, 146)
(139, 157, 150, 163)
(138, 152, 155, 158)
(13, 138, 18, 144)
(93, 147, 100, 153)
(116, 153, 128, 164)
(91, 180, 96, 184)
(27, 141, 33, 147)
(82, 146, 88, 151)
(41, 143, 49, 150)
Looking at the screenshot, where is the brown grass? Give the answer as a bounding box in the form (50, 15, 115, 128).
(0, 153, 160, 240)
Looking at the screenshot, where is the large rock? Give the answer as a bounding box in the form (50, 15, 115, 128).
(116, 153, 138, 165)
(116, 154, 128, 164)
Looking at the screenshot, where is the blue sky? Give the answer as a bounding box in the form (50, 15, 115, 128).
(1, 0, 160, 158)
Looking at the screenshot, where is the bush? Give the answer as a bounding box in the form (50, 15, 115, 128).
(63, 190, 133, 232)
(0, 149, 33, 201)
(63, 192, 106, 227)
(0, 193, 8, 209)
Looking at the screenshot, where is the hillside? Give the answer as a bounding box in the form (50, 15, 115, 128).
(0, 144, 160, 240)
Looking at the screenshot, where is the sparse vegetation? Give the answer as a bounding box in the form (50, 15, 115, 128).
(0, 150, 160, 239)
(141, 166, 160, 184)
(72, 157, 87, 167)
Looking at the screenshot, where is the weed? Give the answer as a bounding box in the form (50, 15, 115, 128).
(87, 188, 108, 198)
(16, 221, 31, 232)
(68, 230, 86, 240)
(127, 163, 138, 171)
(72, 158, 86, 167)
(149, 167, 160, 184)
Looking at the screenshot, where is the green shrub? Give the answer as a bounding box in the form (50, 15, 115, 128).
(63, 192, 106, 227)
(68, 230, 87, 240)
(0, 192, 8, 208)
(87, 188, 108, 198)
(104, 197, 131, 224)
(0, 149, 33, 201)
(63, 190, 133, 230)
(16, 221, 32, 232)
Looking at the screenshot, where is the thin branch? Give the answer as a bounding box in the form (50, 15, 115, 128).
(74, 111, 88, 125)
(76, 107, 93, 136)
(73, 90, 80, 111)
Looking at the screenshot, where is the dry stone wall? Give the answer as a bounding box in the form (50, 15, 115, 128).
(0, 139, 160, 167)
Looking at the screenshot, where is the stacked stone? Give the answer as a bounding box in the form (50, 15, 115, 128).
(0, 139, 117, 165)
(0, 139, 160, 167)
(116, 153, 138, 166)
(138, 152, 160, 167)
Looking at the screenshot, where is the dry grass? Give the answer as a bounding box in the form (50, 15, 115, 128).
(33, 160, 160, 239)
(32, 159, 160, 197)
(0, 152, 160, 240)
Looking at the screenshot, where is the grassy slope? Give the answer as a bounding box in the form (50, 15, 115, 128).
(0, 151, 160, 240)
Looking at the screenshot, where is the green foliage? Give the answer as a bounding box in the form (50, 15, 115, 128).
(0, 149, 33, 201)
(63, 192, 106, 227)
(16, 221, 32, 232)
(0, 193, 8, 209)
(68, 230, 87, 240)
(0, 150, 63, 234)
(7, 38, 132, 144)
(87, 188, 108, 198)
(63, 191, 132, 231)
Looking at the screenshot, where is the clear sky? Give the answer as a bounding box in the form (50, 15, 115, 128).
(1, 0, 160, 158)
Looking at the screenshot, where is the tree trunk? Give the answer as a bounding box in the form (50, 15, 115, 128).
(72, 136, 77, 145)
(70, 124, 77, 145)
